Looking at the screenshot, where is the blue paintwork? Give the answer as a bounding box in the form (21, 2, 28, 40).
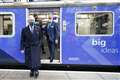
(0, 8, 26, 64)
(62, 5, 120, 65)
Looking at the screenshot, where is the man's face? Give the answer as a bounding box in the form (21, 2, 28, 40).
(29, 19, 35, 26)
(28, 16, 35, 26)
(53, 17, 58, 23)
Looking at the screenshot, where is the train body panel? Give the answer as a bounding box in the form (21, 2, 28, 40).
(61, 5, 120, 65)
(0, 8, 26, 64)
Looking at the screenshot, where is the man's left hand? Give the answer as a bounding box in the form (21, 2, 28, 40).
(55, 39, 58, 44)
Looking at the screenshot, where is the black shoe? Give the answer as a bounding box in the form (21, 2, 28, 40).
(50, 59, 53, 63)
(34, 71, 39, 78)
(30, 72, 34, 77)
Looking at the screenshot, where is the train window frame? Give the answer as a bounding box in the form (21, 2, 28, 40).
(75, 11, 114, 36)
(0, 12, 15, 38)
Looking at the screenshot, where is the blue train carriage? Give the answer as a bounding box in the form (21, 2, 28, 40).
(0, 1, 120, 66)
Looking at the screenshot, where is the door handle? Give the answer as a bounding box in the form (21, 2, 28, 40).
(63, 20, 67, 32)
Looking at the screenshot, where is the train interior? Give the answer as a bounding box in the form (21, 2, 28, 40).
(0, 14, 13, 35)
(76, 12, 113, 35)
(29, 8, 60, 64)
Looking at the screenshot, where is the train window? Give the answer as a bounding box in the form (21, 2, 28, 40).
(75, 12, 113, 36)
(0, 13, 15, 37)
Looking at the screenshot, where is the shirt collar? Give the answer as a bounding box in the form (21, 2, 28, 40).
(29, 25, 34, 30)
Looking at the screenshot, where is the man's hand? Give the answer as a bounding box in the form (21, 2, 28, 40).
(55, 39, 58, 44)
(21, 50, 24, 54)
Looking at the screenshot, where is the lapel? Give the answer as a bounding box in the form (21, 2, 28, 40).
(27, 25, 39, 36)
(27, 26, 32, 35)
(34, 26, 40, 35)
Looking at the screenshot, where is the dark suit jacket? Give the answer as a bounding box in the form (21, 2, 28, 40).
(20, 25, 42, 67)
(46, 21, 59, 43)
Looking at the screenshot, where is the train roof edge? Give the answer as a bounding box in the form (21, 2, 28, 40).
(0, 0, 120, 8)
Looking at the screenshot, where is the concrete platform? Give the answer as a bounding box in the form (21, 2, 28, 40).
(0, 69, 120, 80)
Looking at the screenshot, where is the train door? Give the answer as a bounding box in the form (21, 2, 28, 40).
(29, 8, 60, 64)
(61, 6, 120, 65)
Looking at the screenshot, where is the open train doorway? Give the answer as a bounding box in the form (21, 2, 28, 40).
(29, 8, 60, 64)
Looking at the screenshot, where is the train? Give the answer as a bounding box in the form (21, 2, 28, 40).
(0, 1, 120, 69)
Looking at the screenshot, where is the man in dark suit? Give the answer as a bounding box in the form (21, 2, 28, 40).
(34, 14, 46, 54)
(46, 16, 59, 62)
(20, 15, 42, 78)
